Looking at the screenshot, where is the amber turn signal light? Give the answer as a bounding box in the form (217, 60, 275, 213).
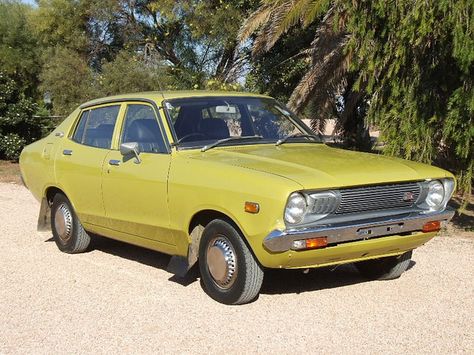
(292, 237, 328, 250)
(422, 220, 441, 233)
(305, 237, 328, 249)
(244, 202, 260, 214)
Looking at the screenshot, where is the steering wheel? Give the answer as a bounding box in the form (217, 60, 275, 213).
(176, 132, 209, 143)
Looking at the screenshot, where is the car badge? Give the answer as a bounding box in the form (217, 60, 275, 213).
(402, 191, 415, 202)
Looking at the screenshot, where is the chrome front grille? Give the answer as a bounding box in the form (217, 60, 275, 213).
(335, 182, 421, 215)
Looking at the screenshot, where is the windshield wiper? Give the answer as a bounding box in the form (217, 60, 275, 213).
(275, 133, 321, 146)
(201, 135, 263, 152)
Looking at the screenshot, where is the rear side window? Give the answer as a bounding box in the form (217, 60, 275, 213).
(121, 104, 167, 153)
(72, 110, 89, 143)
(72, 105, 120, 149)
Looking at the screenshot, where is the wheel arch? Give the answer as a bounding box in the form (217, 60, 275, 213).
(169, 208, 257, 277)
(188, 209, 243, 236)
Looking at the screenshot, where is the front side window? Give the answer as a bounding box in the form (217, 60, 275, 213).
(121, 104, 166, 153)
(166, 97, 318, 148)
(72, 105, 120, 149)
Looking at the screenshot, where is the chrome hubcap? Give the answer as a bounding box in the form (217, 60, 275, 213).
(54, 203, 73, 243)
(206, 237, 237, 289)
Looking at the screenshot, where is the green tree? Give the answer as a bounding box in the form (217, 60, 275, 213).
(33, 0, 261, 115)
(89, 0, 260, 87)
(99, 50, 172, 96)
(39, 47, 97, 116)
(244, 25, 314, 104)
(0, 0, 41, 96)
(240, 0, 473, 198)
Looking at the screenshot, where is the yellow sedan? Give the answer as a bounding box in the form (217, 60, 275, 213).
(20, 91, 455, 304)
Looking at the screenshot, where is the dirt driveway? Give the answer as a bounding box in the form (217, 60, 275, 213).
(0, 183, 473, 354)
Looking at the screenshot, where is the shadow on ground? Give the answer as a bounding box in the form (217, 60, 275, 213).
(90, 235, 172, 270)
(89, 235, 200, 285)
(90, 236, 372, 294)
(261, 265, 362, 295)
(45, 234, 419, 296)
(48, 234, 420, 296)
(449, 199, 474, 231)
(261, 258, 416, 295)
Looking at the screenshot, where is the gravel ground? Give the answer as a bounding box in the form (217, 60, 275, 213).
(0, 183, 473, 354)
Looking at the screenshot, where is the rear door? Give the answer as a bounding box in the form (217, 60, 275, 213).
(55, 104, 122, 226)
(101, 102, 174, 247)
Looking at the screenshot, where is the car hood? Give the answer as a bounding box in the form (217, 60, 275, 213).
(187, 143, 452, 189)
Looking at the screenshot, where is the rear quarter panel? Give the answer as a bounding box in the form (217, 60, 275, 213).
(19, 109, 79, 201)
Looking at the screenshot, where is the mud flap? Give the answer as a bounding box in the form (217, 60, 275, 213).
(37, 198, 52, 232)
(167, 225, 204, 277)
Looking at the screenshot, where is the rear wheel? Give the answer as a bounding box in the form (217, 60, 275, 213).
(51, 193, 91, 253)
(199, 220, 263, 305)
(355, 251, 413, 280)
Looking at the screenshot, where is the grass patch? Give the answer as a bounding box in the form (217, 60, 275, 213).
(0, 160, 21, 184)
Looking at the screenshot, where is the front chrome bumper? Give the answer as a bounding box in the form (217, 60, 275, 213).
(263, 208, 455, 252)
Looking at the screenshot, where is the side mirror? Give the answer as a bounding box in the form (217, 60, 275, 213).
(120, 142, 141, 164)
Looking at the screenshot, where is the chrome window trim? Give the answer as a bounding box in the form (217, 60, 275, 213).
(69, 105, 120, 150)
(119, 102, 169, 154)
(80, 98, 171, 154)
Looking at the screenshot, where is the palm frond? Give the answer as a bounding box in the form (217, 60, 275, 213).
(240, 0, 336, 56)
(288, 6, 349, 112)
(289, 34, 349, 110)
(280, 0, 311, 33)
(251, 1, 295, 56)
(238, 5, 273, 43)
(302, 0, 332, 27)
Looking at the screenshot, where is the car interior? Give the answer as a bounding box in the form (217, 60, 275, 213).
(83, 123, 115, 149)
(172, 103, 264, 143)
(122, 118, 163, 153)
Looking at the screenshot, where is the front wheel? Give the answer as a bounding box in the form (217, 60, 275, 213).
(355, 251, 413, 280)
(51, 193, 91, 253)
(199, 220, 264, 305)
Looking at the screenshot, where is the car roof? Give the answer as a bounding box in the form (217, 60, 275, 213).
(80, 90, 272, 108)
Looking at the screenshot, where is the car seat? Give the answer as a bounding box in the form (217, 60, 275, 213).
(124, 119, 162, 153)
(198, 118, 230, 140)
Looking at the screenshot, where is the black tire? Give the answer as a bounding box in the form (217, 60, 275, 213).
(51, 193, 91, 253)
(355, 250, 413, 280)
(199, 219, 264, 305)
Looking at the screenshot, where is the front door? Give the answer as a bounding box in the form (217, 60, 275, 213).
(101, 103, 174, 246)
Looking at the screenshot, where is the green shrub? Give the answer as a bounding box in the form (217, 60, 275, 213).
(0, 71, 52, 160)
(0, 133, 26, 160)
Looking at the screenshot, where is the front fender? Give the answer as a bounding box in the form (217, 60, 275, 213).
(168, 151, 302, 262)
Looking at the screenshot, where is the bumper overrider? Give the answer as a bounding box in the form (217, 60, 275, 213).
(264, 208, 455, 253)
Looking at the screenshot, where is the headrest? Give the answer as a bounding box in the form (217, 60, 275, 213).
(174, 106, 203, 138)
(199, 118, 230, 140)
(126, 119, 160, 143)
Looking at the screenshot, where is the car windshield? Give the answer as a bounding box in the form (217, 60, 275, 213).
(164, 96, 321, 149)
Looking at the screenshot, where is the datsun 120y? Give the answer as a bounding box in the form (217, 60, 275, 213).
(20, 91, 455, 304)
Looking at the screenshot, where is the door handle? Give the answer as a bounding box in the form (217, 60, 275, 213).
(109, 159, 121, 166)
(63, 149, 73, 156)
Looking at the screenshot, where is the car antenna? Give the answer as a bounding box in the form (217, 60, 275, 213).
(157, 79, 166, 100)
(144, 43, 166, 100)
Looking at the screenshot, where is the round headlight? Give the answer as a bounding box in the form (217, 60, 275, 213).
(426, 180, 445, 208)
(285, 192, 307, 224)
